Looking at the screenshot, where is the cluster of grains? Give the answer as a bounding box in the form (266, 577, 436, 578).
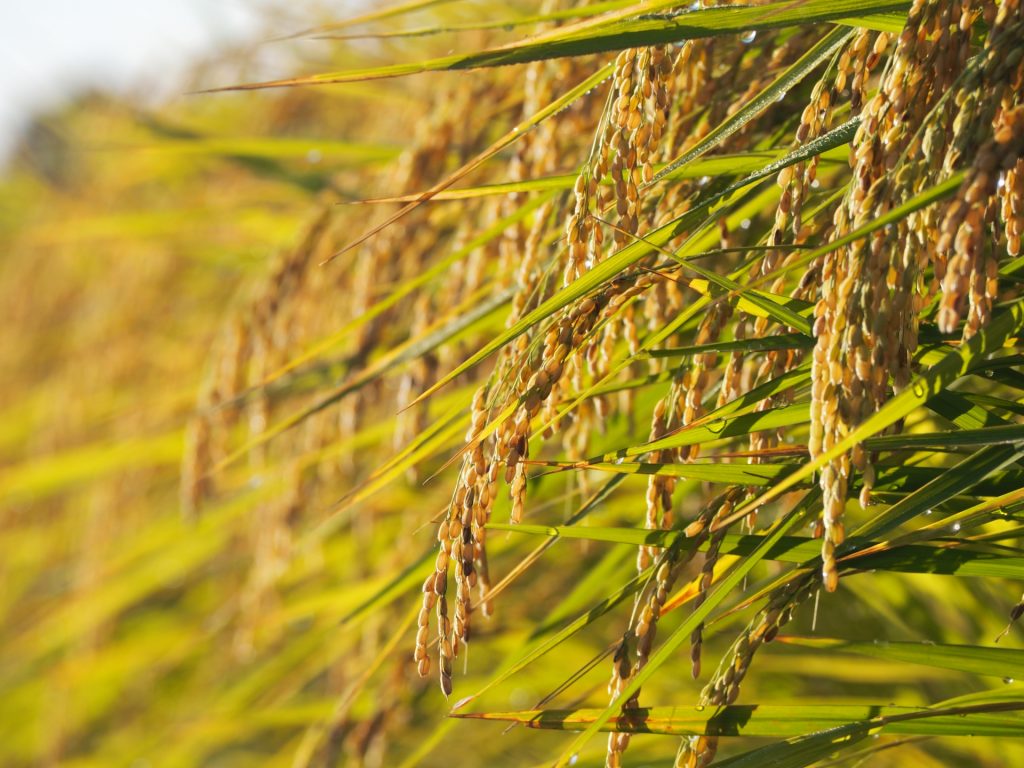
(238, 216, 338, 650)
(340, 100, 460, 474)
(559, 41, 684, 445)
(505, 56, 583, 323)
(181, 206, 334, 515)
(635, 31, 819, 467)
(499, 0, 585, 316)
(496, 48, 613, 466)
(638, 304, 731, 572)
(605, 494, 732, 767)
(393, 293, 437, 473)
(608, 27, 797, 433)
(181, 317, 248, 516)
(416, 273, 658, 694)
(184, 83, 501, 656)
(414, 385, 494, 694)
(564, 45, 675, 284)
(810, 0, 978, 592)
(745, 31, 890, 473)
(937, 2, 1024, 336)
(582, 28, 813, 472)
(675, 575, 816, 768)
(179, 211, 345, 650)
(688, 491, 744, 680)
(1003, 158, 1024, 257)
(638, 397, 677, 572)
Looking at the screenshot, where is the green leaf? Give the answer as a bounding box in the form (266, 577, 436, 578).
(139, 136, 400, 163)
(287, 0, 458, 36)
(0, 431, 182, 502)
(776, 637, 1024, 681)
(642, 333, 814, 360)
(220, 1, 910, 88)
(864, 423, 1024, 451)
(358, 148, 848, 203)
(535, 459, 796, 486)
(623, 402, 810, 458)
(855, 445, 1024, 540)
(455, 701, 1024, 738)
(488, 525, 1024, 580)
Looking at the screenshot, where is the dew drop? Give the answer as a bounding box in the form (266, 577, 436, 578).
(925, 508, 933, 515)
(614, 456, 625, 465)
(695, 704, 706, 712)
(305, 148, 322, 164)
(740, 30, 757, 44)
(951, 522, 962, 533)
(1004, 677, 1016, 684)
(740, 218, 752, 230)
(698, 175, 711, 187)
(569, 754, 579, 766)
(689, 1, 702, 9)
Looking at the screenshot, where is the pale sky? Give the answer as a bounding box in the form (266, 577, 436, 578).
(0, 0, 268, 160)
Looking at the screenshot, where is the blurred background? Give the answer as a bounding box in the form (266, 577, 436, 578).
(0, 1, 269, 164)
(2, 3, 1022, 767)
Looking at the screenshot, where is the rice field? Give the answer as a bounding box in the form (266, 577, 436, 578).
(2, 1, 1024, 766)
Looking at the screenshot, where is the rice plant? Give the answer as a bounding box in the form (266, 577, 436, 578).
(2, 1, 1024, 766)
